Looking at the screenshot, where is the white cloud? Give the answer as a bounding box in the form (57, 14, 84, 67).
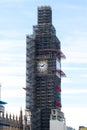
(62, 78, 72, 84)
(62, 51, 87, 63)
(62, 67, 87, 71)
(80, 74, 87, 78)
(62, 89, 87, 95)
(0, 66, 25, 76)
(0, 0, 25, 4)
(0, 38, 26, 116)
(2, 88, 25, 98)
(0, 30, 25, 39)
(0, 40, 25, 48)
(0, 40, 26, 69)
(62, 30, 87, 65)
(0, 76, 25, 87)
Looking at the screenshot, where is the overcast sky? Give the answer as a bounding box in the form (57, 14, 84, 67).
(0, 0, 87, 129)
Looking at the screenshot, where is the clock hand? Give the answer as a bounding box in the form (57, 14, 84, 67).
(41, 64, 45, 67)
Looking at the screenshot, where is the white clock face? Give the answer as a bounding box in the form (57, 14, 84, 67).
(37, 60, 48, 72)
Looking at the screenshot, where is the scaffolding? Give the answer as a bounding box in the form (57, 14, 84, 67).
(26, 35, 35, 110)
(25, 6, 66, 130)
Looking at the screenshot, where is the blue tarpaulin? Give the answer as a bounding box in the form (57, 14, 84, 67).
(0, 122, 10, 126)
(0, 100, 7, 105)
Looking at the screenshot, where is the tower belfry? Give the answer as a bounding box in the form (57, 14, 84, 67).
(25, 6, 66, 130)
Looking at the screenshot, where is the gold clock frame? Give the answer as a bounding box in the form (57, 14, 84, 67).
(36, 59, 48, 73)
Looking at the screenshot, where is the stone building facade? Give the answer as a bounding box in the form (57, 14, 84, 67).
(0, 110, 23, 130)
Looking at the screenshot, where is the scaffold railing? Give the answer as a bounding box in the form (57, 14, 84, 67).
(37, 49, 66, 58)
(56, 69, 66, 77)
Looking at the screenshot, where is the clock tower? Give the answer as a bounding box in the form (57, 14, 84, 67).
(26, 6, 66, 130)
